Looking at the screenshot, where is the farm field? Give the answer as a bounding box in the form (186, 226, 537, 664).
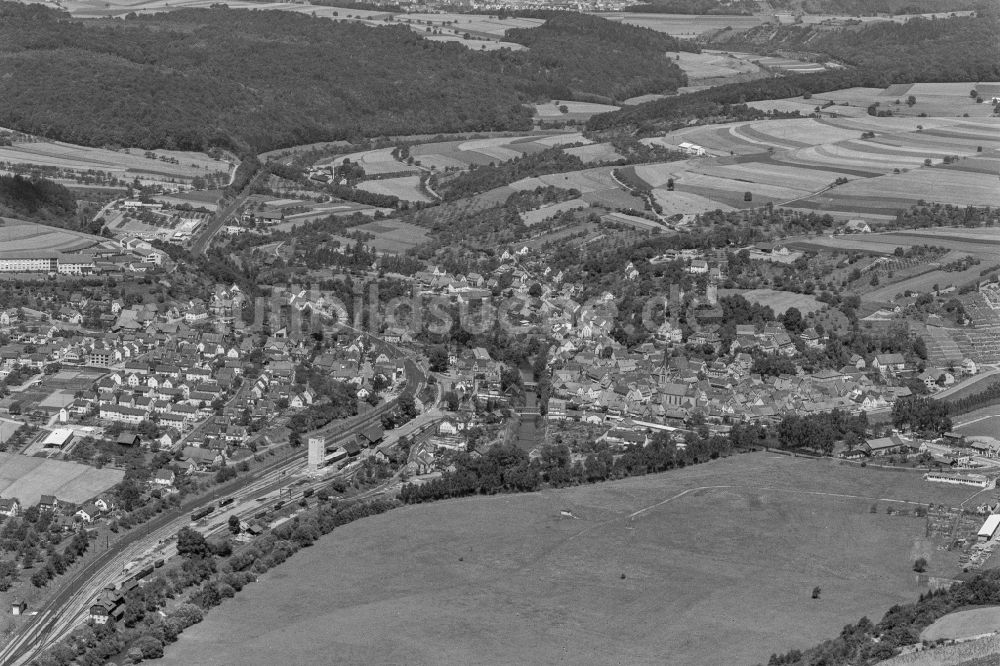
(0, 452, 123, 505)
(921, 607, 1000, 642)
(0, 218, 109, 257)
(831, 169, 1000, 207)
(0, 135, 232, 186)
(598, 12, 766, 37)
(629, 105, 999, 217)
(356, 175, 433, 203)
(751, 82, 999, 120)
(158, 453, 979, 666)
(720, 288, 824, 315)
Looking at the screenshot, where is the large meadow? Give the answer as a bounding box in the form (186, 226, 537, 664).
(157, 453, 980, 666)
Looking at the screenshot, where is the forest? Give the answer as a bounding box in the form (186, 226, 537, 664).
(588, 11, 999, 133)
(0, 174, 76, 223)
(0, 4, 683, 154)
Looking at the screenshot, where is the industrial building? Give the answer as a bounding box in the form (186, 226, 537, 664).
(978, 514, 1000, 542)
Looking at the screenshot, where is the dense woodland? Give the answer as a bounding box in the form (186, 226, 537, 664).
(0, 5, 683, 154)
(589, 11, 999, 133)
(0, 174, 76, 223)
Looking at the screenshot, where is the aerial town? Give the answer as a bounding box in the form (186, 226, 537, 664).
(0, 0, 997, 665)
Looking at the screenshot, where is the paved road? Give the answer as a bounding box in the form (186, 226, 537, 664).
(934, 367, 1000, 401)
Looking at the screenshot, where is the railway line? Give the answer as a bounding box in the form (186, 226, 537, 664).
(0, 355, 424, 665)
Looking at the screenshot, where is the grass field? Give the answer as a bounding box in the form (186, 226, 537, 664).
(721, 288, 824, 315)
(0, 218, 108, 257)
(671, 50, 763, 81)
(158, 453, 979, 666)
(955, 415, 1000, 439)
(356, 176, 433, 203)
(921, 607, 1000, 642)
(599, 12, 766, 37)
(353, 219, 429, 252)
(0, 452, 123, 505)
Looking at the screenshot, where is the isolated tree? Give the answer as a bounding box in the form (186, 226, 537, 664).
(811, 586, 821, 599)
(228, 514, 241, 535)
(913, 557, 928, 573)
(744, 191, 752, 202)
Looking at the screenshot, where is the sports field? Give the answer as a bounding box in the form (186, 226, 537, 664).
(159, 453, 977, 666)
(0, 453, 123, 505)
